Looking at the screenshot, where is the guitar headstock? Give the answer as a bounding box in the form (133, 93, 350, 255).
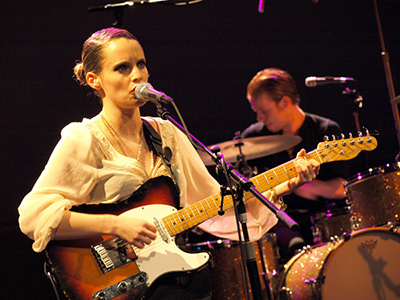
(316, 132, 377, 163)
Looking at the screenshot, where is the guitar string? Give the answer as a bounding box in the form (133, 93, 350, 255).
(101, 138, 375, 258)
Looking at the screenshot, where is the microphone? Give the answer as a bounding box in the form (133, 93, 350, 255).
(134, 82, 173, 105)
(305, 76, 355, 87)
(89, 1, 167, 12)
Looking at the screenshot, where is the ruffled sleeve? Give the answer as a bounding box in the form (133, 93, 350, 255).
(18, 123, 99, 252)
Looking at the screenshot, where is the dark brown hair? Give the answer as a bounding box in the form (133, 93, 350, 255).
(247, 68, 300, 104)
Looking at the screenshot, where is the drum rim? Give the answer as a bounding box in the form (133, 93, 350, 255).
(344, 161, 400, 186)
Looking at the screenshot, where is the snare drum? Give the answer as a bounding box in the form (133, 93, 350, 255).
(345, 162, 400, 230)
(278, 227, 400, 300)
(311, 206, 352, 243)
(187, 233, 280, 300)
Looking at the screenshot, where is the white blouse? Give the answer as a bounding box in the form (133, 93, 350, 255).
(18, 115, 278, 252)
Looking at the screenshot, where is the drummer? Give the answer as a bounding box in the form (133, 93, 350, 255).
(241, 68, 350, 262)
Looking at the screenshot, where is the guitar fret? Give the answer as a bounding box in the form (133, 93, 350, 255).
(179, 211, 190, 229)
(315, 150, 323, 163)
(189, 206, 200, 225)
(205, 200, 215, 217)
(282, 165, 290, 180)
(173, 212, 186, 232)
(174, 214, 184, 232)
(262, 173, 273, 189)
(165, 216, 175, 236)
(272, 169, 281, 184)
(226, 194, 234, 208)
(183, 209, 195, 227)
(199, 202, 210, 219)
(194, 204, 204, 222)
(253, 177, 263, 192)
(211, 195, 220, 212)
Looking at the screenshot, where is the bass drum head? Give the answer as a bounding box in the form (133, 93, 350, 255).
(321, 227, 400, 300)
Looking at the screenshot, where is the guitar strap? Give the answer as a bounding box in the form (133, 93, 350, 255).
(142, 118, 174, 177)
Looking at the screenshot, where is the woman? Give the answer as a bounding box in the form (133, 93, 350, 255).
(18, 28, 319, 299)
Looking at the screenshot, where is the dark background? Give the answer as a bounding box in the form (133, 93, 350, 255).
(2, 0, 400, 298)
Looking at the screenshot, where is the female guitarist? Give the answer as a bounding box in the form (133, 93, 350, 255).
(18, 28, 319, 300)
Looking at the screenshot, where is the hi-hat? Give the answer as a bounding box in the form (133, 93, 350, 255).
(198, 135, 302, 166)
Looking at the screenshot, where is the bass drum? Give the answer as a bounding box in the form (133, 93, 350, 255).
(344, 162, 400, 230)
(187, 233, 280, 300)
(278, 227, 400, 300)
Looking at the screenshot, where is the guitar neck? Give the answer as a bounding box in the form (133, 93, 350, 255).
(248, 150, 322, 198)
(162, 150, 322, 237)
(161, 133, 378, 237)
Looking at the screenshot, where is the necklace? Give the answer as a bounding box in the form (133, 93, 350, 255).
(100, 115, 155, 175)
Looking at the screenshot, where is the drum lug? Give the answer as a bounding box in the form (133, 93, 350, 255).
(388, 222, 398, 233)
(329, 235, 342, 244)
(342, 232, 352, 241)
(305, 276, 325, 300)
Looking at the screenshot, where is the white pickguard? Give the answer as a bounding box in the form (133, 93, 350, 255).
(120, 204, 210, 286)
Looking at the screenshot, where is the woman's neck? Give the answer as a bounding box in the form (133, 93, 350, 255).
(101, 107, 142, 138)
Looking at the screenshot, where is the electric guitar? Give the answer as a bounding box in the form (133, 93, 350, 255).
(45, 134, 377, 300)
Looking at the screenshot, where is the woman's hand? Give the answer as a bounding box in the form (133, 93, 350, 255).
(113, 216, 158, 249)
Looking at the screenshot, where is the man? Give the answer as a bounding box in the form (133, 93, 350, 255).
(242, 68, 349, 262)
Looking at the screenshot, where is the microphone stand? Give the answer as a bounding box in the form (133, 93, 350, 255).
(342, 87, 363, 133)
(373, 0, 400, 149)
(155, 105, 298, 299)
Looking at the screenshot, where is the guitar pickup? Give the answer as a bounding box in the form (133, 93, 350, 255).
(91, 237, 137, 274)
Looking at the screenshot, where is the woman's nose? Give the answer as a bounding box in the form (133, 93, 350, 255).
(131, 68, 143, 83)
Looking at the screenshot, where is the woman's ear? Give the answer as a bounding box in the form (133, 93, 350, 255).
(86, 72, 101, 90)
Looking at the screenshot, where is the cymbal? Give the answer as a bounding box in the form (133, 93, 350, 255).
(197, 135, 302, 166)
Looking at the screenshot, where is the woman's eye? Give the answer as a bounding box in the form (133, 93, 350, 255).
(115, 64, 129, 72)
(138, 60, 147, 69)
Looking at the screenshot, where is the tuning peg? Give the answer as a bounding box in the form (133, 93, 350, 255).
(348, 133, 355, 145)
(358, 132, 364, 144)
(340, 133, 347, 146)
(331, 135, 338, 147)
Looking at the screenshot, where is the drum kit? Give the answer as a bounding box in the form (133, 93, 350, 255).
(195, 135, 400, 300)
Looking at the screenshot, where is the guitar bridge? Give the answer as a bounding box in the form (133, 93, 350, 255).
(91, 237, 136, 274)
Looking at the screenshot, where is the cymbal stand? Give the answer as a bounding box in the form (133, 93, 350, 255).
(233, 132, 273, 300)
(233, 131, 254, 178)
(156, 105, 299, 300)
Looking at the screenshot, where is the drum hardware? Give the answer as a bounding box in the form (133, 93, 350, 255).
(388, 223, 399, 233)
(197, 135, 302, 166)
